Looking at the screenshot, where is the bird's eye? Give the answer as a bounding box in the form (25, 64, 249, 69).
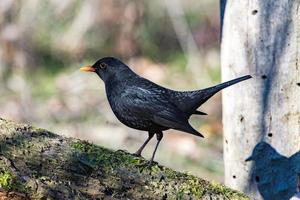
(100, 63, 107, 69)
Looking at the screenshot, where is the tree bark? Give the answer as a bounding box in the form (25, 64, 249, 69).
(0, 118, 247, 200)
(221, 0, 300, 199)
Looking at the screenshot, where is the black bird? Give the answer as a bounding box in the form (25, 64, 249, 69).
(80, 57, 252, 164)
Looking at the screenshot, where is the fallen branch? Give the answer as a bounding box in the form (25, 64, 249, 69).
(0, 118, 248, 199)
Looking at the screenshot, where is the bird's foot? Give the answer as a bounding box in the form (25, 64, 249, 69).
(116, 149, 127, 154)
(146, 160, 156, 166)
(137, 160, 158, 168)
(132, 151, 142, 157)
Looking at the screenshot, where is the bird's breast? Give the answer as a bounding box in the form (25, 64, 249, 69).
(107, 97, 154, 131)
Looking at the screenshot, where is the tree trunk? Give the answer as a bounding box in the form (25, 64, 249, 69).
(221, 0, 300, 199)
(0, 118, 247, 200)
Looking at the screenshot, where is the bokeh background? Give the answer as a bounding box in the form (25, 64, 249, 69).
(0, 0, 222, 182)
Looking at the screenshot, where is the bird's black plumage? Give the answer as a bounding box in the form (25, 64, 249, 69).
(81, 57, 252, 164)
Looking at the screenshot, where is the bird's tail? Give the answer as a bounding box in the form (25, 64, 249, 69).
(184, 75, 252, 113)
(209, 75, 252, 92)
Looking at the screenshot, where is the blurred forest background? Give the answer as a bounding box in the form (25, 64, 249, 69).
(0, 0, 222, 181)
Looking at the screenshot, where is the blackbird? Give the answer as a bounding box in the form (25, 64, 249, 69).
(80, 57, 252, 164)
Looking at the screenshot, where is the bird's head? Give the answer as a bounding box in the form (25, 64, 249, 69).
(245, 141, 281, 162)
(80, 57, 131, 82)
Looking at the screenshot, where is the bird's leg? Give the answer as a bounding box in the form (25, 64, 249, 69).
(134, 131, 155, 157)
(148, 132, 163, 165)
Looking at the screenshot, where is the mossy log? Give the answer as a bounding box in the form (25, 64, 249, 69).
(0, 118, 248, 200)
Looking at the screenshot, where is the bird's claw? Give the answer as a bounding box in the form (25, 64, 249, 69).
(132, 149, 144, 157)
(132, 152, 142, 157)
(146, 160, 155, 166)
(116, 149, 127, 154)
(137, 160, 158, 169)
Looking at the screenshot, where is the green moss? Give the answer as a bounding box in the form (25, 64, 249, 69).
(0, 170, 28, 194)
(170, 173, 205, 198)
(177, 178, 204, 197)
(0, 118, 249, 199)
(147, 166, 206, 198)
(71, 140, 141, 170)
(0, 171, 12, 189)
(71, 140, 248, 199)
(33, 127, 47, 133)
(210, 182, 249, 199)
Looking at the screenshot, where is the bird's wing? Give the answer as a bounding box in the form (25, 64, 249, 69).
(118, 86, 167, 117)
(113, 86, 172, 125)
(153, 110, 204, 137)
(119, 86, 204, 137)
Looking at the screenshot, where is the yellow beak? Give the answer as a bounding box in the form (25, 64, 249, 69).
(80, 66, 95, 72)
